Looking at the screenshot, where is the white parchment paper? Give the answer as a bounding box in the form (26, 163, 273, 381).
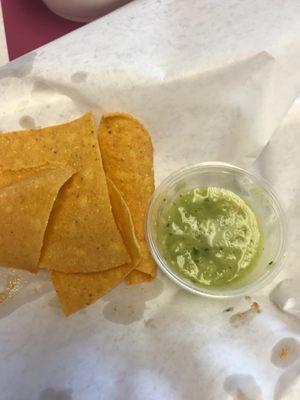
(1, 1, 300, 399)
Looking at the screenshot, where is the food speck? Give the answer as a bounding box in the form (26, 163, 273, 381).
(223, 307, 234, 313)
(279, 348, 288, 358)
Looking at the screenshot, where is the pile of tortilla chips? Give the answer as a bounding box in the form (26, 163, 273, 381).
(0, 112, 156, 315)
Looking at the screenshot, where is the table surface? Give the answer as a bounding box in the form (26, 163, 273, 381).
(1, 0, 83, 61)
(0, 3, 8, 65)
(0, 1, 133, 64)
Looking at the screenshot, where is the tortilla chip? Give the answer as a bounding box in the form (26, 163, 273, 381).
(106, 178, 141, 263)
(98, 113, 157, 279)
(0, 165, 73, 192)
(52, 265, 131, 316)
(125, 270, 154, 285)
(0, 166, 50, 188)
(126, 240, 157, 283)
(51, 177, 141, 316)
(0, 113, 129, 273)
(0, 166, 74, 272)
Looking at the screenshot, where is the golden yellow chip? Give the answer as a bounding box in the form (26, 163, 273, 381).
(126, 240, 157, 283)
(98, 113, 157, 279)
(0, 113, 130, 273)
(51, 177, 141, 316)
(106, 178, 141, 263)
(0, 166, 74, 272)
(0, 166, 50, 188)
(125, 270, 154, 285)
(52, 265, 131, 316)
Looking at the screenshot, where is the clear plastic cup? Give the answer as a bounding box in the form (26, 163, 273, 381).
(146, 162, 286, 297)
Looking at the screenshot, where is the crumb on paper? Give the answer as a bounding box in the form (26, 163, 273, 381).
(223, 307, 234, 313)
(251, 301, 261, 313)
(0, 275, 22, 304)
(230, 301, 261, 327)
(0, 292, 8, 304)
(245, 295, 252, 301)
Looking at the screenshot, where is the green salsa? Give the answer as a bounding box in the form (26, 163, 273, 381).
(158, 187, 262, 287)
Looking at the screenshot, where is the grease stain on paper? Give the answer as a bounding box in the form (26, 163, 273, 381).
(31, 78, 98, 111)
(31, 80, 54, 102)
(223, 374, 262, 400)
(0, 52, 36, 80)
(38, 388, 72, 400)
(19, 115, 36, 130)
(274, 362, 300, 400)
(271, 338, 300, 369)
(71, 72, 88, 83)
(270, 279, 300, 321)
(144, 317, 156, 329)
(103, 279, 163, 325)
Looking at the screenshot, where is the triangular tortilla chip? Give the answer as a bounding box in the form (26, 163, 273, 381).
(98, 113, 157, 280)
(0, 166, 74, 272)
(0, 113, 130, 273)
(52, 264, 132, 316)
(52, 178, 141, 316)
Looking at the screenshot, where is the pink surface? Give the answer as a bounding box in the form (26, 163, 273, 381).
(2, 0, 84, 60)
